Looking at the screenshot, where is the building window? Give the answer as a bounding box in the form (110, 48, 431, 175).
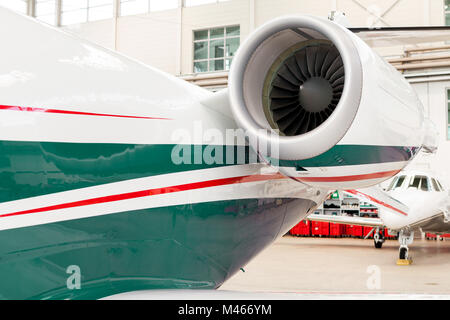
(120, 0, 148, 16)
(0, 0, 28, 14)
(185, 0, 230, 7)
(61, 0, 113, 26)
(120, 0, 178, 16)
(36, 0, 56, 25)
(447, 89, 450, 139)
(446, 0, 450, 25)
(193, 25, 240, 73)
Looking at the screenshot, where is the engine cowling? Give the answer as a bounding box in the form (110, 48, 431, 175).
(228, 15, 427, 189)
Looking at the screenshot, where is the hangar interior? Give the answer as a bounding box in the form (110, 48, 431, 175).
(3, 0, 450, 295)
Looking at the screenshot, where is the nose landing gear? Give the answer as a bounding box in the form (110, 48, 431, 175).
(397, 229, 414, 265)
(373, 227, 385, 249)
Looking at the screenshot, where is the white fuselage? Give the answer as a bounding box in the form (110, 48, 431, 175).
(379, 173, 449, 232)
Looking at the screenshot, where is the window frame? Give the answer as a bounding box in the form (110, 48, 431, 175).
(408, 175, 421, 189)
(437, 179, 445, 191)
(431, 177, 442, 192)
(407, 175, 431, 191)
(61, 0, 114, 26)
(0, 0, 28, 15)
(395, 175, 406, 189)
(192, 25, 240, 74)
(420, 176, 430, 191)
(387, 176, 398, 191)
(445, 0, 450, 26)
(119, 0, 180, 16)
(35, 0, 57, 25)
(185, 0, 230, 7)
(119, 0, 148, 16)
(447, 88, 450, 140)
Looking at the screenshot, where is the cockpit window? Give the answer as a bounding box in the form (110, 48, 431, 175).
(420, 176, 429, 191)
(387, 175, 406, 191)
(395, 176, 406, 189)
(387, 177, 398, 191)
(408, 176, 421, 189)
(437, 180, 444, 192)
(431, 178, 441, 192)
(408, 175, 430, 191)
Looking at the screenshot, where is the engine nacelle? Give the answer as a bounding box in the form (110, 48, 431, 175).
(228, 15, 426, 189)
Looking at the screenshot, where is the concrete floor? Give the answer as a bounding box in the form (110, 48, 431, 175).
(220, 235, 450, 295)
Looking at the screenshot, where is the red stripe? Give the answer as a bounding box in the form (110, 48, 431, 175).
(0, 105, 171, 120)
(0, 174, 285, 218)
(345, 189, 408, 216)
(294, 170, 400, 183)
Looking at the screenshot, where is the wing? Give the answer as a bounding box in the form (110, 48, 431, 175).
(306, 185, 411, 227)
(344, 187, 410, 217)
(306, 213, 384, 227)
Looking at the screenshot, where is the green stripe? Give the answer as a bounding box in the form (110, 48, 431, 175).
(0, 142, 253, 203)
(0, 141, 419, 204)
(270, 145, 419, 168)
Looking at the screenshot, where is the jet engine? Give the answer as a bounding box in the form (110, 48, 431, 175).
(228, 15, 427, 188)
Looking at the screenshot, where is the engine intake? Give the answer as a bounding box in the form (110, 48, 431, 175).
(229, 15, 363, 161)
(265, 41, 344, 136)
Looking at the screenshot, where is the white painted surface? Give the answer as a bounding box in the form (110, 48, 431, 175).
(103, 289, 450, 300)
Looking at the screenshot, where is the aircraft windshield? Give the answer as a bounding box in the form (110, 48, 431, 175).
(395, 176, 406, 189)
(388, 174, 443, 192)
(387, 177, 398, 191)
(431, 178, 441, 192)
(437, 179, 444, 192)
(408, 175, 430, 191)
(387, 175, 406, 191)
(421, 177, 429, 191)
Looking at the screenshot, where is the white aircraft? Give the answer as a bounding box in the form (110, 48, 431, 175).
(0, 7, 442, 298)
(307, 169, 449, 262)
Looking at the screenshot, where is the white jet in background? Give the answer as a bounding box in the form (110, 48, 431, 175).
(308, 120, 441, 263)
(307, 167, 450, 262)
